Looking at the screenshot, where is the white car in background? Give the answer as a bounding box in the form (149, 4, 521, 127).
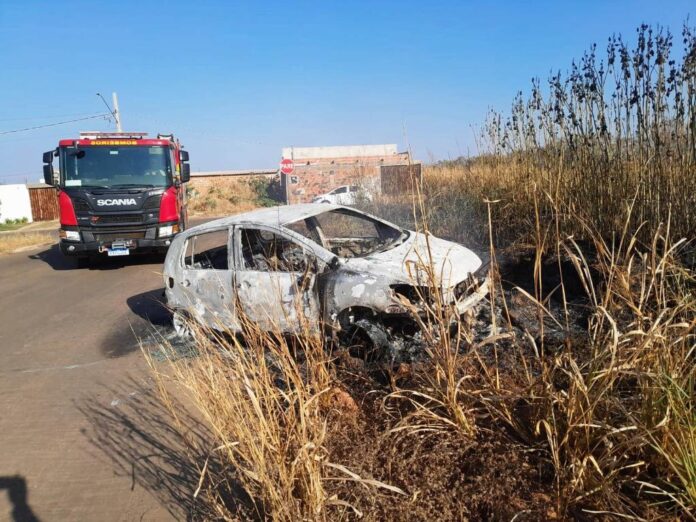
(312, 185, 371, 206)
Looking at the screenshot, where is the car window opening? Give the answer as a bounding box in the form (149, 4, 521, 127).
(184, 229, 229, 270)
(287, 209, 404, 259)
(240, 228, 312, 273)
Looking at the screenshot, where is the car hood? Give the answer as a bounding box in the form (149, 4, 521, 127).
(340, 231, 482, 287)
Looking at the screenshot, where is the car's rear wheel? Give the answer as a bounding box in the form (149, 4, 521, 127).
(172, 309, 196, 340)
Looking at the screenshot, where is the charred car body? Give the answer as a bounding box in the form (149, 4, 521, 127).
(163, 204, 489, 349)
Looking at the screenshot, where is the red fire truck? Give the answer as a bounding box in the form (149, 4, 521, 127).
(42, 132, 190, 265)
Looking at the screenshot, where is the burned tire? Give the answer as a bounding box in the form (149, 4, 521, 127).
(172, 309, 196, 341)
(343, 318, 391, 362)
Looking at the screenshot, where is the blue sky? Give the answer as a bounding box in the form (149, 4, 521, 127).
(0, 1, 693, 182)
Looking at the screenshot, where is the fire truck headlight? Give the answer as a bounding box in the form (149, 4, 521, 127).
(59, 229, 81, 241)
(158, 224, 179, 238)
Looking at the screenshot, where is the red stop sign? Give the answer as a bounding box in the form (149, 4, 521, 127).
(280, 158, 294, 175)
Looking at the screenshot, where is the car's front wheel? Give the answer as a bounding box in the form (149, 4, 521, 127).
(342, 318, 391, 362)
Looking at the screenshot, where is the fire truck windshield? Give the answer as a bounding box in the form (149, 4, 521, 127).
(61, 146, 172, 188)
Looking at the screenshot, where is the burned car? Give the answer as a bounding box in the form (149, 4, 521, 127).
(163, 203, 489, 351)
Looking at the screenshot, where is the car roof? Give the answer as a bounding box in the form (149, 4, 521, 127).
(184, 203, 348, 235)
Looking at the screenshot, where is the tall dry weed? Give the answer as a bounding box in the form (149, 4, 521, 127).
(144, 20, 696, 520)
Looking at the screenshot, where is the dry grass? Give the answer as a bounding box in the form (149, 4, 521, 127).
(187, 176, 278, 216)
(145, 202, 694, 519)
(0, 232, 54, 254)
(143, 20, 695, 521)
(146, 313, 407, 520)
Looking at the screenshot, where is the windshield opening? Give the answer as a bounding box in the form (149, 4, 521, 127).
(286, 209, 406, 258)
(60, 145, 172, 188)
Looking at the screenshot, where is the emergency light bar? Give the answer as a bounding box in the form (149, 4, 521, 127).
(79, 131, 149, 139)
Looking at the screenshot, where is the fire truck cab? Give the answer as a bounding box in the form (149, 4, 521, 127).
(42, 132, 190, 264)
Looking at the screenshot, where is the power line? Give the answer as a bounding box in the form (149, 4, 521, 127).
(0, 112, 106, 122)
(0, 113, 111, 136)
(0, 171, 39, 177)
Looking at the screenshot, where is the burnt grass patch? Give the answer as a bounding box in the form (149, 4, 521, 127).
(143, 242, 692, 520)
(313, 250, 608, 520)
(323, 361, 557, 521)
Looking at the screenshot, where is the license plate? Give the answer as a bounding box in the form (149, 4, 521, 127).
(107, 247, 130, 257)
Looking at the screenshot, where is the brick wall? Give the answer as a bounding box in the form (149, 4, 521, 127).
(281, 152, 411, 204)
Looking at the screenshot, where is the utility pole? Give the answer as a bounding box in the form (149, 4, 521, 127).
(112, 92, 122, 132)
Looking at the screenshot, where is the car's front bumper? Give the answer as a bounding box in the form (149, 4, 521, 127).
(381, 277, 490, 319)
(455, 277, 490, 314)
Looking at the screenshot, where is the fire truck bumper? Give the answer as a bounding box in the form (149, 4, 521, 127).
(59, 222, 181, 256)
(60, 237, 175, 256)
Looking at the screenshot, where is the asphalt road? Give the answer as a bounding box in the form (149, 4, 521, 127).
(0, 223, 211, 521)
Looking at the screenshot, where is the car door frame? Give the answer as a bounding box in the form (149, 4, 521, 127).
(177, 225, 238, 331)
(231, 223, 329, 333)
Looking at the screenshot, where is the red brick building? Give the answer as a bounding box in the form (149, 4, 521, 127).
(279, 144, 415, 204)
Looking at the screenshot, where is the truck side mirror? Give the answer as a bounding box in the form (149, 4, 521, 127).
(42, 150, 55, 185)
(43, 150, 55, 164)
(43, 164, 54, 185)
(179, 150, 189, 162)
(181, 163, 191, 183)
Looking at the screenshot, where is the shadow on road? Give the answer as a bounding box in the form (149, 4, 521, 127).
(96, 289, 172, 359)
(77, 378, 215, 520)
(28, 245, 165, 271)
(127, 288, 171, 327)
(0, 475, 40, 522)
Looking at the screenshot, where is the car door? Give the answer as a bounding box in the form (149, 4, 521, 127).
(178, 227, 238, 330)
(233, 224, 320, 333)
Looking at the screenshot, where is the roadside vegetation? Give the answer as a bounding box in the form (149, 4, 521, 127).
(0, 231, 53, 254)
(147, 22, 695, 520)
(187, 176, 280, 216)
(0, 216, 29, 232)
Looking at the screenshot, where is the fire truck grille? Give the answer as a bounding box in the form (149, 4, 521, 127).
(96, 215, 144, 224)
(93, 231, 146, 242)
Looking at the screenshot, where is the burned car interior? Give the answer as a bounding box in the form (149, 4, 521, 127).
(286, 208, 404, 259)
(239, 228, 312, 273)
